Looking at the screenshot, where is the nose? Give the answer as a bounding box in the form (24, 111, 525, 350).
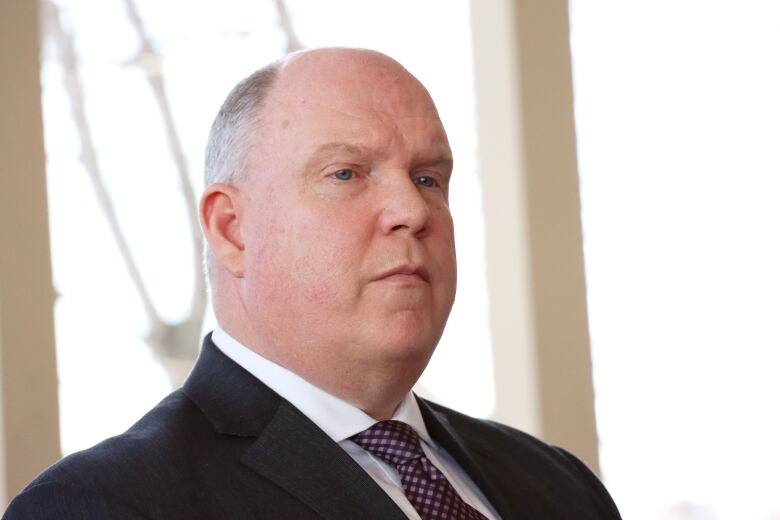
(378, 174, 432, 237)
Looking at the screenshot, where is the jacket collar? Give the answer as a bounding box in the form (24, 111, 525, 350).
(182, 335, 406, 520)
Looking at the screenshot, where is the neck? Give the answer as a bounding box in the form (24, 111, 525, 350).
(360, 397, 405, 422)
(214, 321, 416, 422)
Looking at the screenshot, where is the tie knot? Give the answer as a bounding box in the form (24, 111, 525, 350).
(351, 420, 425, 467)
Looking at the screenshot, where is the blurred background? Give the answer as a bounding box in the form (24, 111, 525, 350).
(1, 1, 778, 518)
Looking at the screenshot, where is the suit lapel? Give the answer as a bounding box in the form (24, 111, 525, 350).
(183, 336, 405, 520)
(418, 398, 520, 519)
(242, 400, 406, 520)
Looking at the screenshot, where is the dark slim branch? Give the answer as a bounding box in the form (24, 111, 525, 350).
(273, 0, 304, 52)
(120, 0, 207, 334)
(43, 0, 164, 334)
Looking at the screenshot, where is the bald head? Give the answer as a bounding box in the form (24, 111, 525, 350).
(273, 48, 438, 118)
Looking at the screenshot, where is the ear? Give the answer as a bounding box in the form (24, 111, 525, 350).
(200, 183, 245, 278)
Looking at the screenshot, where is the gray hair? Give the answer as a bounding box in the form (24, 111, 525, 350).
(202, 61, 281, 281)
(204, 61, 281, 187)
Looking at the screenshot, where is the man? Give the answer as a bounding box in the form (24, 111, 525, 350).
(5, 48, 621, 519)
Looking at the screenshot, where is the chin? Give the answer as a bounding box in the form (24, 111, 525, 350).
(369, 326, 442, 365)
(348, 309, 449, 364)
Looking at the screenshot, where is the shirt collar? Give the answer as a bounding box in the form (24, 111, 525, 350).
(211, 327, 433, 445)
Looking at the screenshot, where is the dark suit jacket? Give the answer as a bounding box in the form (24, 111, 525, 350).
(5, 335, 621, 519)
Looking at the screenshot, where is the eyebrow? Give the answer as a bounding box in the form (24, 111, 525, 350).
(302, 142, 368, 172)
(305, 141, 453, 173)
(309, 142, 367, 159)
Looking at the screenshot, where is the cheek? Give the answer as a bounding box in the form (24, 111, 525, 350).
(276, 213, 365, 305)
(433, 209, 456, 257)
(432, 211, 458, 300)
(304, 231, 362, 294)
(241, 206, 299, 301)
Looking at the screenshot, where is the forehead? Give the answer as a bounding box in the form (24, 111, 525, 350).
(256, 51, 449, 151)
(276, 51, 438, 114)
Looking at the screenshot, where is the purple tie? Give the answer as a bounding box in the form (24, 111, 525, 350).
(351, 420, 489, 520)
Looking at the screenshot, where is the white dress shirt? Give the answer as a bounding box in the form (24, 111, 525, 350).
(212, 327, 499, 520)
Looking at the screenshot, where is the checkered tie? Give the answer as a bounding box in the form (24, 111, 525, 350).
(351, 420, 488, 520)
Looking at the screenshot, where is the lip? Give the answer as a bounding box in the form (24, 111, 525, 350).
(375, 264, 431, 283)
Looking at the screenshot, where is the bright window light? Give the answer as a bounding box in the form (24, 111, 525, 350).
(571, 1, 780, 518)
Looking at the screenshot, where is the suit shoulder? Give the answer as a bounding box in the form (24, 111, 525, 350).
(4, 480, 152, 520)
(421, 399, 622, 519)
(20, 390, 213, 504)
(425, 399, 582, 461)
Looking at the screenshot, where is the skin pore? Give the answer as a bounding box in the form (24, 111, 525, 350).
(200, 48, 456, 420)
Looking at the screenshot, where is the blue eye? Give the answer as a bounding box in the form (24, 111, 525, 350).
(414, 176, 438, 188)
(334, 169, 354, 180)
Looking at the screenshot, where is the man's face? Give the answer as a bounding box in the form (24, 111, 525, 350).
(237, 52, 456, 387)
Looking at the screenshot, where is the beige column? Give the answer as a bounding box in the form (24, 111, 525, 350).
(471, 0, 601, 474)
(0, 0, 62, 506)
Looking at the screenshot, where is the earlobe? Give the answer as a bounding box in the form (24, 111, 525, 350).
(200, 183, 245, 278)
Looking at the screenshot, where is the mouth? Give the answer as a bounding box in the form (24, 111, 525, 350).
(375, 264, 431, 284)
